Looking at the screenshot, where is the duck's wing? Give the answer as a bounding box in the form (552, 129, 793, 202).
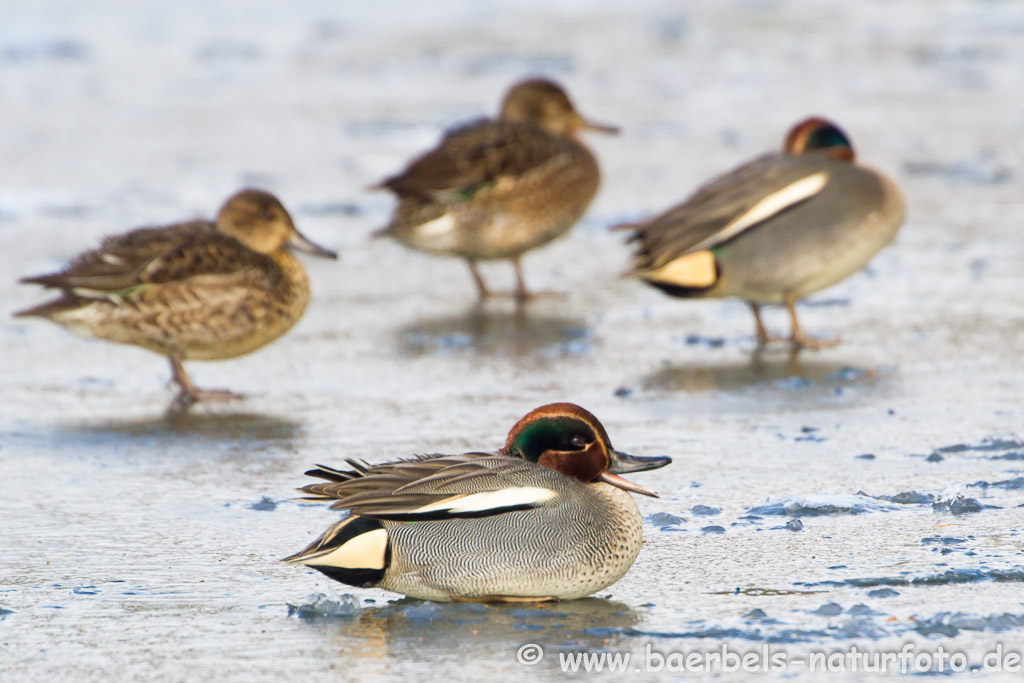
(377, 119, 567, 202)
(19, 221, 271, 295)
(19, 221, 213, 291)
(627, 153, 831, 271)
(297, 452, 563, 521)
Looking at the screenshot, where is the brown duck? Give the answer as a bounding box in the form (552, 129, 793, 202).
(15, 188, 337, 406)
(625, 117, 905, 348)
(374, 78, 617, 301)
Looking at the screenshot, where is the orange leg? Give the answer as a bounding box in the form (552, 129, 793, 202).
(785, 294, 840, 349)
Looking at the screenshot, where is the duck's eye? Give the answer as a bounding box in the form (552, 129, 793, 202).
(570, 435, 587, 449)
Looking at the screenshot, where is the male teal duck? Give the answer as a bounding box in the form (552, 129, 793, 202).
(373, 78, 618, 302)
(285, 402, 671, 602)
(625, 117, 905, 348)
(15, 189, 337, 407)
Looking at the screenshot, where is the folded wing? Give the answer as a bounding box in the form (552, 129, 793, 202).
(628, 154, 831, 274)
(378, 120, 569, 201)
(18, 221, 274, 302)
(297, 453, 561, 521)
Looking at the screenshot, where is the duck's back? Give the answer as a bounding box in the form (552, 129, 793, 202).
(713, 157, 904, 300)
(17, 220, 311, 360)
(379, 119, 600, 260)
(630, 153, 904, 302)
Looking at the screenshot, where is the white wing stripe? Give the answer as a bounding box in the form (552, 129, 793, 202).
(413, 487, 558, 515)
(688, 172, 827, 253)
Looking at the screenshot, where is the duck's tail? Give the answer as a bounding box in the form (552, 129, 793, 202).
(283, 515, 389, 589)
(13, 295, 79, 320)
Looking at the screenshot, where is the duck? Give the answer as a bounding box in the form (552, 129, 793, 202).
(373, 78, 618, 302)
(285, 402, 671, 602)
(15, 188, 337, 407)
(624, 117, 905, 348)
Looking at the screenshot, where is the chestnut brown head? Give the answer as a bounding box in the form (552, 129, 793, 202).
(502, 402, 670, 497)
(783, 117, 855, 162)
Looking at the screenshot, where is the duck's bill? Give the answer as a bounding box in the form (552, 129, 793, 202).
(290, 230, 339, 259)
(600, 472, 660, 498)
(578, 117, 620, 135)
(608, 449, 671, 474)
(601, 450, 672, 498)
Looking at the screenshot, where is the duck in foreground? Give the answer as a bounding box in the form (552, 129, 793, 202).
(15, 189, 337, 407)
(624, 117, 905, 349)
(373, 78, 618, 302)
(285, 402, 671, 602)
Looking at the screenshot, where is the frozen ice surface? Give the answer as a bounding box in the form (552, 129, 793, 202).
(747, 493, 899, 516)
(286, 592, 362, 620)
(2, 0, 1023, 680)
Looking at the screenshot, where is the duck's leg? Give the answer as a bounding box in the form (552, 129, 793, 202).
(511, 256, 562, 302)
(748, 301, 786, 348)
(785, 294, 840, 349)
(512, 256, 533, 302)
(749, 301, 770, 348)
(466, 260, 493, 300)
(168, 354, 242, 407)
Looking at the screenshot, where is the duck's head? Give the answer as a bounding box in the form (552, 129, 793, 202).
(499, 78, 619, 138)
(502, 402, 671, 497)
(783, 117, 855, 162)
(216, 189, 338, 259)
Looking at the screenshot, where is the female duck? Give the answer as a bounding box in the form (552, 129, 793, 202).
(286, 403, 671, 602)
(625, 118, 905, 348)
(374, 78, 617, 302)
(16, 188, 336, 406)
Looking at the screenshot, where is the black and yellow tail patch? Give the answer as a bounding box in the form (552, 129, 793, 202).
(640, 250, 720, 297)
(285, 516, 390, 588)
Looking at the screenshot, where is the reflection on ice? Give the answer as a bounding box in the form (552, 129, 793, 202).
(641, 354, 889, 395)
(399, 305, 590, 358)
